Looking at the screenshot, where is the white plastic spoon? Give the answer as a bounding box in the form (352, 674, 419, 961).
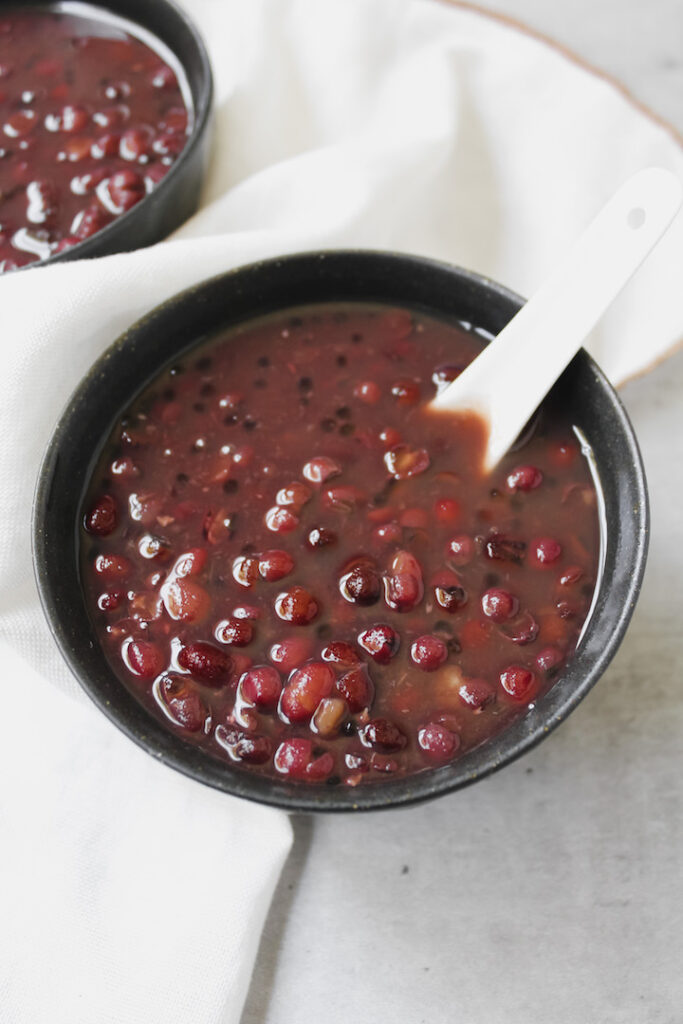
(431, 167, 682, 472)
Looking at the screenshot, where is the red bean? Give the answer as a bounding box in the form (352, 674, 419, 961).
(279, 662, 335, 723)
(400, 507, 428, 528)
(123, 639, 164, 679)
(258, 549, 294, 582)
(447, 534, 474, 565)
(177, 641, 232, 686)
(232, 555, 260, 588)
(357, 624, 399, 665)
(307, 527, 337, 549)
(390, 378, 421, 404)
(498, 610, 540, 645)
(418, 723, 460, 760)
(151, 65, 177, 90)
(384, 445, 430, 480)
(336, 665, 375, 713)
(312, 698, 348, 738)
(302, 456, 342, 484)
(434, 580, 467, 613)
(229, 733, 272, 765)
(232, 604, 262, 621)
(91, 132, 121, 158)
(435, 498, 460, 523)
(354, 380, 381, 403)
(481, 588, 518, 623)
(384, 550, 424, 612)
(72, 204, 113, 240)
(269, 636, 314, 673)
(324, 485, 367, 512)
(339, 565, 381, 606)
(372, 521, 402, 545)
(155, 675, 206, 731)
(321, 641, 360, 668)
(410, 635, 448, 671)
(378, 427, 402, 448)
(240, 666, 282, 707)
(172, 549, 207, 578)
(531, 537, 563, 567)
(506, 465, 543, 492)
(84, 494, 118, 535)
(276, 482, 311, 509)
(484, 534, 527, 564)
(306, 752, 335, 781)
(457, 677, 496, 711)
(559, 565, 584, 586)
(265, 506, 299, 533)
(162, 578, 211, 623)
(274, 586, 318, 625)
(432, 364, 463, 391)
(274, 738, 312, 777)
(215, 617, 254, 647)
(536, 646, 564, 673)
(4, 109, 37, 136)
(106, 169, 145, 213)
(120, 126, 153, 160)
(94, 552, 131, 581)
(499, 665, 538, 702)
(359, 718, 407, 753)
(97, 590, 123, 612)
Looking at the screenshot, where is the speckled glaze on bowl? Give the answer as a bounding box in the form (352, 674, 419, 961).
(32, 250, 649, 812)
(3, 0, 213, 267)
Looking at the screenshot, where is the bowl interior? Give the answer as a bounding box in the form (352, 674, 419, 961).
(32, 251, 649, 811)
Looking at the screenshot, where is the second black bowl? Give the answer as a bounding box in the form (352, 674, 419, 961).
(5, 0, 213, 267)
(32, 250, 649, 811)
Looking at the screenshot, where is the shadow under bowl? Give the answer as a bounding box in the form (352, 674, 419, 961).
(32, 250, 649, 812)
(5, 0, 213, 267)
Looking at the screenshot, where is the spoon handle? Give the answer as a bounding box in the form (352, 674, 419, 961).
(431, 166, 682, 471)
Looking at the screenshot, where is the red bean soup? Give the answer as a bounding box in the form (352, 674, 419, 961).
(81, 305, 601, 787)
(0, 5, 191, 272)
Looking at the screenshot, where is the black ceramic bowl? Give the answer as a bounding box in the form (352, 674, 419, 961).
(4, 0, 213, 266)
(32, 251, 649, 812)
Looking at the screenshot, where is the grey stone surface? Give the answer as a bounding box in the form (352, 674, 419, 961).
(484, 0, 683, 135)
(241, 3, 683, 1021)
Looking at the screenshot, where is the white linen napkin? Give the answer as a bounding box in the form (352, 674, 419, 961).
(0, 1, 681, 1021)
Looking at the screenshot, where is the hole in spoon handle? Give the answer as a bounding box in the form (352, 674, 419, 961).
(627, 207, 646, 230)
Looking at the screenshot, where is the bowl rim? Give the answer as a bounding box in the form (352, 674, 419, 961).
(32, 249, 650, 812)
(7, 0, 214, 269)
